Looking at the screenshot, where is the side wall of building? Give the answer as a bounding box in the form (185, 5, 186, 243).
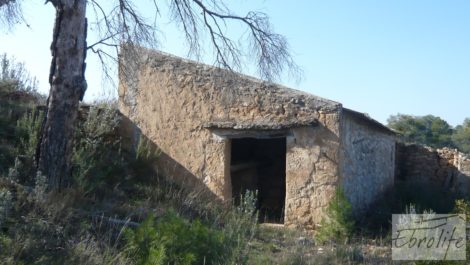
(339, 112, 395, 214)
(118, 49, 343, 229)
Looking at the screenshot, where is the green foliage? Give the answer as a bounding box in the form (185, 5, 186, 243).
(124, 190, 259, 265)
(0, 188, 13, 228)
(125, 210, 226, 265)
(0, 179, 132, 265)
(124, 214, 166, 265)
(388, 114, 454, 148)
(72, 106, 128, 195)
(222, 190, 259, 264)
(15, 109, 43, 158)
(316, 187, 355, 244)
(388, 113, 470, 154)
(6, 110, 43, 185)
(454, 198, 470, 220)
(0, 53, 38, 93)
(0, 54, 42, 176)
(452, 118, 470, 154)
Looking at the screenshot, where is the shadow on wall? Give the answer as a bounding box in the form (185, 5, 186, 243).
(118, 114, 224, 205)
(395, 143, 470, 196)
(359, 180, 459, 235)
(359, 143, 470, 234)
(394, 143, 470, 213)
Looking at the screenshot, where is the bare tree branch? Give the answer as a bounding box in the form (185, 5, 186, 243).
(87, 0, 160, 89)
(169, 0, 301, 81)
(86, 0, 300, 95)
(0, 0, 25, 30)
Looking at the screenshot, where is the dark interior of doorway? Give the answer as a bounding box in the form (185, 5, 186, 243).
(230, 137, 286, 223)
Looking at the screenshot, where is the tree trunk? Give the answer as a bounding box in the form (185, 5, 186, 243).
(38, 0, 87, 190)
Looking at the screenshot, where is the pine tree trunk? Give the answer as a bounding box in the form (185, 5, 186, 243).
(38, 0, 87, 190)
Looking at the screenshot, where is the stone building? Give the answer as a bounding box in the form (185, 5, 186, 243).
(118, 48, 396, 229)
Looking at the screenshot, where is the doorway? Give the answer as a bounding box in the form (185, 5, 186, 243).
(230, 137, 286, 223)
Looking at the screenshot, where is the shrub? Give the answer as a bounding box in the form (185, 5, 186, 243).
(0, 53, 38, 94)
(125, 210, 226, 265)
(0, 53, 43, 176)
(315, 187, 355, 244)
(15, 109, 43, 159)
(6, 109, 43, 185)
(124, 190, 259, 265)
(72, 106, 128, 195)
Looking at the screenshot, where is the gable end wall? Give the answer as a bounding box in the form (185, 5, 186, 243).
(339, 112, 396, 214)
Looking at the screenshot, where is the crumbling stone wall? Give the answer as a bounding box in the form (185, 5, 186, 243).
(339, 111, 396, 214)
(396, 143, 470, 195)
(118, 48, 343, 229)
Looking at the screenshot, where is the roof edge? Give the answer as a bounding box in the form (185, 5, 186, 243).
(343, 108, 395, 135)
(121, 45, 342, 108)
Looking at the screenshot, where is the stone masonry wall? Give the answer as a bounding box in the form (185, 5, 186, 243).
(396, 143, 470, 195)
(285, 112, 341, 229)
(119, 48, 343, 229)
(340, 111, 396, 214)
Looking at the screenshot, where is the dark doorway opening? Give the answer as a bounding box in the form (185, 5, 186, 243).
(230, 137, 286, 223)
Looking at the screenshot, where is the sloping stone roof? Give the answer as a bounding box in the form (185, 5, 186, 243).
(343, 108, 395, 135)
(126, 46, 341, 110)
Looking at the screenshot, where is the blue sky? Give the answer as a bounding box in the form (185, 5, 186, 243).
(1, 0, 469, 126)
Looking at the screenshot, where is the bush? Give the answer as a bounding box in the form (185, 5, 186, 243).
(125, 210, 226, 265)
(5, 109, 43, 185)
(15, 109, 43, 159)
(0, 53, 43, 176)
(315, 187, 355, 244)
(124, 191, 259, 265)
(72, 106, 129, 195)
(0, 53, 38, 94)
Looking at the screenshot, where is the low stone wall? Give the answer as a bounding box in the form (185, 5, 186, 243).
(396, 143, 470, 195)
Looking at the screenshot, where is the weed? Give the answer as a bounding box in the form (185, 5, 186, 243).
(222, 190, 259, 264)
(135, 136, 160, 163)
